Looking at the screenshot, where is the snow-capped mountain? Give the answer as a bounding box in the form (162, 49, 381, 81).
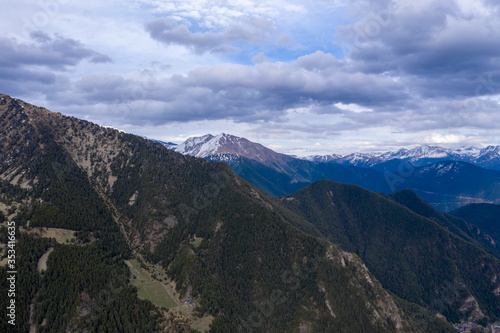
(302, 154, 342, 163)
(174, 133, 295, 166)
(162, 133, 500, 211)
(305, 145, 500, 171)
(172, 133, 389, 189)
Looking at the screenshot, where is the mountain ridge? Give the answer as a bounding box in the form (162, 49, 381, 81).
(168, 133, 500, 171)
(308, 144, 500, 171)
(280, 179, 500, 324)
(169, 133, 500, 211)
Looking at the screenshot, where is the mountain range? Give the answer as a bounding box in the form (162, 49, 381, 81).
(166, 134, 500, 171)
(164, 133, 500, 212)
(1, 94, 500, 332)
(305, 145, 500, 171)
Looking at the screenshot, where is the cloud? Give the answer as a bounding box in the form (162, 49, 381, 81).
(3, 0, 500, 153)
(1, 32, 112, 71)
(338, 0, 500, 100)
(60, 50, 411, 126)
(0, 32, 112, 100)
(145, 16, 277, 54)
(423, 133, 468, 144)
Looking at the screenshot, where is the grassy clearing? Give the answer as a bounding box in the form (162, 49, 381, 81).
(38, 247, 53, 272)
(0, 257, 7, 267)
(190, 315, 214, 332)
(126, 258, 213, 331)
(190, 237, 203, 248)
(21, 227, 76, 244)
(126, 259, 178, 310)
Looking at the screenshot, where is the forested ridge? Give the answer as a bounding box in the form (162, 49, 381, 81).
(281, 180, 500, 325)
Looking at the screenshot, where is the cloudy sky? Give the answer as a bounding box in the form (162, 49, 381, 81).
(2, 0, 500, 155)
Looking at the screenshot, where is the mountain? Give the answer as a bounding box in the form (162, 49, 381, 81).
(302, 154, 342, 163)
(175, 133, 293, 165)
(306, 145, 500, 171)
(387, 190, 499, 257)
(175, 134, 393, 196)
(450, 204, 500, 249)
(396, 161, 500, 212)
(0, 94, 456, 332)
(280, 180, 500, 324)
(155, 139, 178, 150)
(175, 134, 500, 212)
(208, 153, 310, 196)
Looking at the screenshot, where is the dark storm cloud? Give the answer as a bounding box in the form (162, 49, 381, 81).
(145, 16, 277, 54)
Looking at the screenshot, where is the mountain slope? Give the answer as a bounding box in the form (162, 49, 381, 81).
(208, 153, 309, 196)
(281, 180, 500, 324)
(0, 95, 159, 333)
(388, 189, 499, 257)
(450, 204, 500, 248)
(0, 94, 454, 332)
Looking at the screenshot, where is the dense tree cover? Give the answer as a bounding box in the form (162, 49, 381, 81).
(0, 234, 52, 333)
(0, 104, 160, 332)
(282, 180, 500, 323)
(34, 244, 159, 333)
(387, 190, 500, 258)
(450, 203, 500, 247)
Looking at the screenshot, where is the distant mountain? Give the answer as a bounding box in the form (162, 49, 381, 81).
(306, 145, 500, 171)
(175, 134, 393, 194)
(175, 133, 292, 164)
(281, 180, 500, 324)
(154, 139, 178, 150)
(208, 153, 310, 196)
(302, 154, 342, 163)
(398, 161, 500, 212)
(2, 94, 457, 332)
(175, 134, 500, 212)
(450, 203, 500, 248)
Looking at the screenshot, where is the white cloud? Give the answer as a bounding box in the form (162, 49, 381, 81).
(2, 0, 500, 154)
(423, 133, 468, 144)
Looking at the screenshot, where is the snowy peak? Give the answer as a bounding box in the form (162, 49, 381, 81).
(303, 154, 342, 163)
(379, 145, 453, 161)
(175, 133, 293, 165)
(175, 134, 215, 156)
(303, 145, 500, 171)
